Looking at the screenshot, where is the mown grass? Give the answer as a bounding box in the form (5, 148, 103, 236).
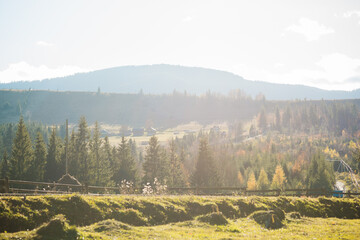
(2, 217, 360, 239)
(1, 195, 360, 239)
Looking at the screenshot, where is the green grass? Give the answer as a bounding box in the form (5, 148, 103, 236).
(1, 195, 360, 239)
(2, 217, 360, 239)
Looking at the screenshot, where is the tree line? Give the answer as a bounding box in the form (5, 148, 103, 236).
(0, 115, 343, 192)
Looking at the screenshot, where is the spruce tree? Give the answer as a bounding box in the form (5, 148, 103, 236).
(0, 150, 9, 178)
(192, 138, 219, 187)
(89, 122, 112, 186)
(68, 130, 78, 177)
(76, 116, 90, 184)
(44, 128, 61, 182)
(10, 117, 33, 180)
(143, 136, 168, 184)
(28, 132, 47, 181)
(168, 139, 185, 187)
(307, 150, 335, 191)
(113, 136, 137, 184)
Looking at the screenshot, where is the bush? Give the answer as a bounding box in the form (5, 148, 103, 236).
(197, 212, 229, 225)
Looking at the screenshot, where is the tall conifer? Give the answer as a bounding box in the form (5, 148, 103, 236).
(10, 117, 33, 180)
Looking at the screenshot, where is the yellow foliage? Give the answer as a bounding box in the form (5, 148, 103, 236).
(323, 147, 340, 159)
(247, 171, 257, 190)
(237, 171, 244, 186)
(271, 165, 286, 189)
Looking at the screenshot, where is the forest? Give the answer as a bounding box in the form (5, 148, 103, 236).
(1, 94, 360, 193)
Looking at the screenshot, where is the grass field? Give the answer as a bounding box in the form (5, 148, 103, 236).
(1, 195, 360, 239)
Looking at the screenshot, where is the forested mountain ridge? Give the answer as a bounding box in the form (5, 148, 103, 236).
(0, 64, 359, 100)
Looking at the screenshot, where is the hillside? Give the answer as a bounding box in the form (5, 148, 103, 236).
(1, 64, 359, 100)
(0, 89, 261, 125)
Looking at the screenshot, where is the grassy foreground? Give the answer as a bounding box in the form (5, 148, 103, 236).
(1, 195, 360, 239)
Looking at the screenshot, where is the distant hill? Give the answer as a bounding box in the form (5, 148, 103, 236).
(0, 64, 359, 100)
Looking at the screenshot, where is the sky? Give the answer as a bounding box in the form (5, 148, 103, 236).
(1, 0, 360, 91)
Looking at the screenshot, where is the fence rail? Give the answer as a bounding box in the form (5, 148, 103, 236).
(1, 178, 359, 197)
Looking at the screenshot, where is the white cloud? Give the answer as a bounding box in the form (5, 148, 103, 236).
(36, 41, 54, 47)
(343, 10, 360, 24)
(0, 62, 90, 83)
(182, 16, 193, 22)
(232, 53, 360, 91)
(343, 10, 360, 18)
(286, 18, 334, 41)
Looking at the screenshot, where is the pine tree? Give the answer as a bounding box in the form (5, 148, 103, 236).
(271, 165, 286, 189)
(192, 138, 219, 187)
(113, 136, 137, 184)
(257, 168, 269, 190)
(76, 116, 90, 184)
(168, 139, 185, 187)
(307, 150, 335, 191)
(28, 132, 47, 181)
(89, 121, 109, 185)
(0, 150, 9, 178)
(44, 128, 61, 182)
(68, 130, 78, 177)
(247, 171, 256, 190)
(143, 136, 168, 184)
(10, 117, 33, 180)
(3, 123, 14, 157)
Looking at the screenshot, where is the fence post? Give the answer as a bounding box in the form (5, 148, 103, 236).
(276, 189, 281, 196)
(0, 177, 9, 193)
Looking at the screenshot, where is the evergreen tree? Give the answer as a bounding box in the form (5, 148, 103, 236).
(68, 130, 78, 177)
(192, 138, 219, 187)
(103, 136, 115, 170)
(44, 128, 61, 182)
(28, 132, 47, 181)
(0, 150, 9, 178)
(143, 136, 168, 184)
(168, 139, 185, 187)
(257, 168, 269, 190)
(10, 117, 33, 180)
(307, 150, 335, 191)
(89, 121, 109, 185)
(76, 116, 90, 183)
(271, 165, 286, 189)
(113, 136, 137, 184)
(3, 124, 14, 157)
(247, 171, 256, 190)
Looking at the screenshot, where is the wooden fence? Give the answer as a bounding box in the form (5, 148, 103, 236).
(1, 178, 360, 197)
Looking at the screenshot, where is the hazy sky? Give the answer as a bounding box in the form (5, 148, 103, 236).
(1, 0, 360, 90)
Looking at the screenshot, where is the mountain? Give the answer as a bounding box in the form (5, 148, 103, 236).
(0, 64, 359, 100)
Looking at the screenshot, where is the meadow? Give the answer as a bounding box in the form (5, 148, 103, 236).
(1, 194, 360, 239)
